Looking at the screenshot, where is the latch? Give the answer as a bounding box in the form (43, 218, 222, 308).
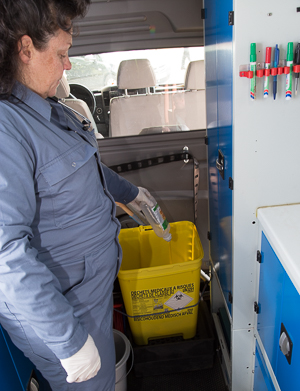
(216, 149, 225, 179)
(279, 323, 293, 364)
(183, 146, 189, 163)
(27, 371, 39, 391)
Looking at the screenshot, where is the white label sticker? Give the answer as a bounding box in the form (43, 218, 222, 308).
(164, 290, 193, 310)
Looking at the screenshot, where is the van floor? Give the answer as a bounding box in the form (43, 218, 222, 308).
(124, 294, 229, 391)
(127, 354, 227, 391)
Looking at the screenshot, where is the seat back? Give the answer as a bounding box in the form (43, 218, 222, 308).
(56, 76, 102, 137)
(109, 59, 168, 137)
(109, 59, 206, 137)
(169, 60, 206, 131)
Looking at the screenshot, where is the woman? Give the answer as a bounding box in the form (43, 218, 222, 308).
(0, 0, 152, 389)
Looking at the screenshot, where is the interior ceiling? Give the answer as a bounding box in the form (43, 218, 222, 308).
(70, 0, 204, 56)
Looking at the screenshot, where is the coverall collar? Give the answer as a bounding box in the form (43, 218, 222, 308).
(12, 81, 52, 122)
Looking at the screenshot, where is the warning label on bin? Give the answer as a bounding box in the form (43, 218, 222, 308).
(130, 283, 195, 321)
(164, 291, 193, 310)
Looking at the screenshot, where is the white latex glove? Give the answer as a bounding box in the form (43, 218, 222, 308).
(60, 334, 101, 383)
(129, 187, 156, 211)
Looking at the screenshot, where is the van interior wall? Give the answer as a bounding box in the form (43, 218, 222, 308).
(98, 131, 209, 269)
(70, 0, 204, 56)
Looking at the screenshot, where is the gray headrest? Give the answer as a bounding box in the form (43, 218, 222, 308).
(56, 74, 70, 98)
(184, 60, 205, 90)
(117, 59, 156, 89)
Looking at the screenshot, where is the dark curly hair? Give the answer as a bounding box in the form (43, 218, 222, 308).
(0, 0, 91, 99)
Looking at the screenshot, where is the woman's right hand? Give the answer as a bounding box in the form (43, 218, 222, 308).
(60, 334, 101, 383)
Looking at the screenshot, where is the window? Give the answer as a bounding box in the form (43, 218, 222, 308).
(65, 47, 205, 138)
(66, 47, 204, 91)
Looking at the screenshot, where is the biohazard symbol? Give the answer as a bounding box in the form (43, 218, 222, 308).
(175, 292, 184, 301)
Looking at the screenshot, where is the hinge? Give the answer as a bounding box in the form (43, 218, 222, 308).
(254, 301, 260, 314)
(201, 8, 206, 19)
(205, 136, 208, 145)
(207, 231, 211, 241)
(257, 250, 262, 263)
(228, 292, 233, 304)
(228, 11, 234, 25)
(229, 177, 233, 190)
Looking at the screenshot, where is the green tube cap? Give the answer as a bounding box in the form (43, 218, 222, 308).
(250, 43, 256, 62)
(287, 42, 293, 62)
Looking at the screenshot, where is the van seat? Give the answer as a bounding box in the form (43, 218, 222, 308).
(117, 59, 156, 92)
(109, 59, 168, 137)
(56, 75, 102, 138)
(109, 59, 206, 137)
(168, 60, 206, 131)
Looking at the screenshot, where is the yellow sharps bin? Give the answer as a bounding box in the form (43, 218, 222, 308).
(118, 221, 204, 345)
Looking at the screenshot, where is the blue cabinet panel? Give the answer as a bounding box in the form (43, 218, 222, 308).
(205, 0, 233, 313)
(0, 326, 22, 390)
(258, 231, 300, 390)
(1, 327, 35, 389)
(254, 343, 276, 391)
(206, 0, 219, 269)
(0, 325, 35, 390)
(258, 233, 284, 369)
(216, 0, 232, 314)
(276, 273, 300, 389)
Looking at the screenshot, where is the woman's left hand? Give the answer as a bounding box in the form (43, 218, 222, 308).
(129, 187, 155, 211)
